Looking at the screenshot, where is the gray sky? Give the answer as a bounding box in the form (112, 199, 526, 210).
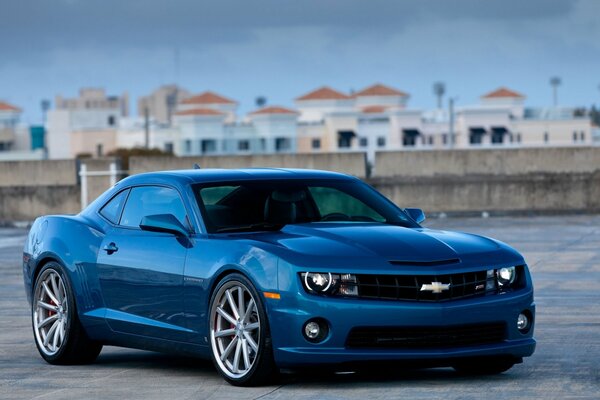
(2, 0, 599, 123)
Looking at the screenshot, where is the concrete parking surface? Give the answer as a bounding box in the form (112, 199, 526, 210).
(1, 215, 599, 399)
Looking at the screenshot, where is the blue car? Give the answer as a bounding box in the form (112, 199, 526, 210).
(23, 168, 535, 386)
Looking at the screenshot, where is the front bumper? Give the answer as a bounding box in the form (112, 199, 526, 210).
(268, 289, 536, 368)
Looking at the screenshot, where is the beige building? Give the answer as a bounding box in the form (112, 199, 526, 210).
(295, 84, 593, 162)
(137, 84, 191, 125)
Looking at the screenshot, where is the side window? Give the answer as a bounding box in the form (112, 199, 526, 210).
(309, 186, 385, 222)
(120, 186, 188, 228)
(99, 189, 129, 224)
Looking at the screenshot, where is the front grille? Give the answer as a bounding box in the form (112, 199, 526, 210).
(346, 322, 507, 348)
(354, 271, 493, 302)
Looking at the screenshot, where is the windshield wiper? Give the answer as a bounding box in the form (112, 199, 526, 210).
(215, 222, 285, 233)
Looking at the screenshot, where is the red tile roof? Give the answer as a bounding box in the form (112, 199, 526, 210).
(296, 86, 351, 101)
(482, 87, 525, 98)
(180, 91, 236, 105)
(0, 101, 20, 112)
(354, 84, 408, 97)
(250, 106, 297, 115)
(174, 108, 225, 116)
(361, 105, 388, 114)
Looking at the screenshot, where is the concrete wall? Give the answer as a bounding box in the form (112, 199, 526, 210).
(1, 148, 599, 222)
(374, 147, 600, 177)
(370, 172, 600, 214)
(0, 159, 76, 186)
(129, 152, 367, 178)
(0, 185, 80, 221)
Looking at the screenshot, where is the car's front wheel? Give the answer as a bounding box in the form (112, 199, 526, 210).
(209, 273, 278, 386)
(32, 262, 102, 364)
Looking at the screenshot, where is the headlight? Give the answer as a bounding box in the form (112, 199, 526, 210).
(304, 272, 333, 292)
(301, 272, 358, 297)
(497, 266, 516, 287)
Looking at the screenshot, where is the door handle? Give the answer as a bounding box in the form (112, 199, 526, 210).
(102, 242, 118, 254)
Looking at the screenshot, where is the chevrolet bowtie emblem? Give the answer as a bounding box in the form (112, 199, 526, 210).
(420, 282, 451, 293)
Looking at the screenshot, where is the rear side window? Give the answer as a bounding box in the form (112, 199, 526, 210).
(99, 190, 129, 224)
(119, 186, 188, 228)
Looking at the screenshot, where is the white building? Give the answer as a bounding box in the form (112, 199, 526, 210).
(173, 91, 297, 156)
(47, 89, 129, 159)
(295, 84, 593, 162)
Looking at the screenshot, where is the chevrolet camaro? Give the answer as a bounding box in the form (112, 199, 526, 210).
(23, 168, 535, 385)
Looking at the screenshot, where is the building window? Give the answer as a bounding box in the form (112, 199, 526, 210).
(275, 137, 290, 152)
(164, 142, 174, 154)
(580, 131, 585, 142)
(359, 137, 368, 147)
(337, 131, 355, 148)
(402, 129, 420, 146)
(573, 131, 578, 142)
(96, 143, 103, 157)
(377, 137, 386, 147)
(312, 139, 321, 149)
(184, 139, 192, 154)
(260, 138, 267, 151)
(201, 139, 217, 154)
(107, 115, 116, 126)
(428, 136, 434, 145)
(469, 127, 485, 145)
(238, 140, 250, 151)
(517, 133, 522, 143)
(544, 132, 549, 143)
(442, 134, 448, 145)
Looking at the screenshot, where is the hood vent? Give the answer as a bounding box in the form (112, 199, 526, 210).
(389, 258, 460, 267)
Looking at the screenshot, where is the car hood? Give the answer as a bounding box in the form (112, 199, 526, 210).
(237, 222, 511, 263)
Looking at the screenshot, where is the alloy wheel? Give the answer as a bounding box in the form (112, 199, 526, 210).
(210, 281, 261, 379)
(33, 269, 68, 356)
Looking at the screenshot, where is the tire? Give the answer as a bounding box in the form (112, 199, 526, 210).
(452, 357, 516, 375)
(209, 273, 278, 386)
(32, 262, 103, 365)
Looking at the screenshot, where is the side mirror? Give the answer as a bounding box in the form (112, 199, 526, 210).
(140, 214, 189, 237)
(405, 208, 426, 224)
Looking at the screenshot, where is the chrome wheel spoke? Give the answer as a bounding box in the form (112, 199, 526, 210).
(216, 307, 237, 325)
(43, 320, 59, 347)
(243, 331, 259, 352)
(225, 289, 240, 321)
(42, 281, 59, 305)
(241, 339, 250, 370)
(220, 337, 238, 362)
(38, 314, 58, 329)
(242, 299, 255, 323)
(232, 338, 242, 373)
(245, 322, 259, 331)
(37, 301, 58, 312)
(214, 328, 236, 338)
(237, 287, 245, 317)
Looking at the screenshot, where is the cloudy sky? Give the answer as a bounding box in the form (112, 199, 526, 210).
(2, 0, 599, 123)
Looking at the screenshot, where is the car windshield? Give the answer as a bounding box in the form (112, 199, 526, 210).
(193, 179, 416, 233)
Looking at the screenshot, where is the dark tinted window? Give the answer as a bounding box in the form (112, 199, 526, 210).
(99, 189, 129, 224)
(195, 179, 415, 233)
(120, 186, 188, 228)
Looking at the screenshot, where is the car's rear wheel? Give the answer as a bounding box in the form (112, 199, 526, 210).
(452, 357, 516, 375)
(209, 273, 278, 386)
(32, 262, 102, 364)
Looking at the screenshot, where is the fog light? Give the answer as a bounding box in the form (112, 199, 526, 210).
(305, 322, 320, 339)
(303, 318, 329, 343)
(517, 313, 529, 332)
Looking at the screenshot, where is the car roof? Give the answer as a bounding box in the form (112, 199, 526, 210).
(118, 168, 356, 187)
